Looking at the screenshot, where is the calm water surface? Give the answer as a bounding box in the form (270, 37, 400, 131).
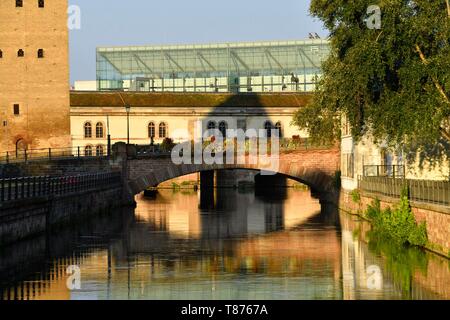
(0, 188, 448, 300)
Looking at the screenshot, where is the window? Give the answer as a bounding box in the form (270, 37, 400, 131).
(84, 122, 92, 138)
(219, 121, 228, 137)
(275, 122, 283, 138)
(38, 0, 45, 8)
(342, 153, 355, 178)
(37, 49, 44, 58)
(342, 117, 351, 136)
(0, 50, 3, 58)
(95, 122, 104, 138)
(159, 122, 167, 138)
(13, 104, 20, 115)
(207, 121, 216, 130)
(96, 145, 104, 157)
(17, 49, 24, 57)
(264, 121, 273, 138)
(16, 0, 23, 7)
(148, 122, 155, 138)
(85, 145, 93, 157)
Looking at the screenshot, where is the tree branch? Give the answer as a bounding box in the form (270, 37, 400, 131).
(446, 0, 450, 18)
(415, 44, 450, 105)
(440, 126, 450, 141)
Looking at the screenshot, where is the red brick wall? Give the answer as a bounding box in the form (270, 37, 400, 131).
(340, 190, 450, 257)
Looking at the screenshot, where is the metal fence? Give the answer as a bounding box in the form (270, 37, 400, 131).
(0, 147, 110, 164)
(0, 172, 122, 203)
(358, 176, 450, 206)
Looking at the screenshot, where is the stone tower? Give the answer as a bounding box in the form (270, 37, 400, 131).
(0, 0, 71, 155)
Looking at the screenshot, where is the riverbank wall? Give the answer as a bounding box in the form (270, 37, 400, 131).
(339, 189, 450, 258)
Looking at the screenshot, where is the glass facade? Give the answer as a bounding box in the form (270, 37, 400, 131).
(96, 39, 330, 93)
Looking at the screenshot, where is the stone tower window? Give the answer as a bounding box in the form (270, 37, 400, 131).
(17, 49, 24, 57)
(13, 104, 20, 115)
(0, 50, 3, 58)
(16, 0, 23, 7)
(38, 0, 45, 8)
(37, 49, 44, 58)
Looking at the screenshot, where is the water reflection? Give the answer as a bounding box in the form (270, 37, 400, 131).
(0, 188, 448, 300)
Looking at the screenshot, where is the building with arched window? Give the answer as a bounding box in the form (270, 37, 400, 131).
(148, 122, 155, 138)
(159, 122, 167, 139)
(85, 145, 93, 156)
(275, 122, 283, 138)
(96, 122, 104, 138)
(70, 92, 313, 153)
(84, 122, 92, 138)
(96, 145, 104, 157)
(264, 121, 273, 138)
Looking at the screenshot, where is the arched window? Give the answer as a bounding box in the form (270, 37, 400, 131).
(17, 49, 24, 57)
(95, 122, 104, 138)
(84, 122, 92, 138)
(159, 122, 167, 138)
(96, 145, 104, 157)
(85, 145, 93, 157)
(219, 121, 228, 137)
(275, 122, 283, 138)
(207, 121, 216, 130)
(148, 122, 155, 138)
(264, 121, 273, 138)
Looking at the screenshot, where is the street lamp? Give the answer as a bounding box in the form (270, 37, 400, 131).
(106, 115, 111, 157)
(125, 105, 131, 145)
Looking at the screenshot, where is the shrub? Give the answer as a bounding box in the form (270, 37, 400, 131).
(350, 189, 361, 204)
(161, 138, 175, 152)
(365, 189, 428, 247)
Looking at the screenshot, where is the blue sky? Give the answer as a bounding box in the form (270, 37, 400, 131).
(69, 0, 325, 84)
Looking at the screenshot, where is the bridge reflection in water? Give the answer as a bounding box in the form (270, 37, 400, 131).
(0, 187, 449, 300)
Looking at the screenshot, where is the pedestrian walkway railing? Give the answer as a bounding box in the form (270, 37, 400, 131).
(358, 176, 450, 206)
(0, 147, 109, 164)
(0, 172, 122, 203)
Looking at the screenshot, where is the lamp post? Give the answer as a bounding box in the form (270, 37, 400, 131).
(106, 115, 111, 157)
(125, 105, 131, 145)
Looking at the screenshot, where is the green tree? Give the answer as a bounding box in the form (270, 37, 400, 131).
(293, 1, 450, 160)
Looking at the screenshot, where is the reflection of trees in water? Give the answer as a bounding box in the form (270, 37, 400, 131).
(367, 236, 430, 299)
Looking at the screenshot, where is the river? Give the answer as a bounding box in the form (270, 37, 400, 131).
(0, 187, 448, 300)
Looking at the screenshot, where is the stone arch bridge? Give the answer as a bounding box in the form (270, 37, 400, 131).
(126, 148, 340, 202)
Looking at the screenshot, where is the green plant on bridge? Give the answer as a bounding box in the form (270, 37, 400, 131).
(365, 188, 428, 247)
(161, 138, 176, 152)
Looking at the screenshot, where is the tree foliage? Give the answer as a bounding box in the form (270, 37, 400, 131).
(293, 0, 450, 159)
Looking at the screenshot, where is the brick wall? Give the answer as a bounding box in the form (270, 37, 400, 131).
(340, 190, 450, 257)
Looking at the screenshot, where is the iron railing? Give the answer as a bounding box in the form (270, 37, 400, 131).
(358, 176, 450, 206)
(363, 165, 406, 178)
(0, 172, 122, 203)
(0, 147, 109, 164)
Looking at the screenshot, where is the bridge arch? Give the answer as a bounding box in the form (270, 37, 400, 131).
(127, 151, 339, 198)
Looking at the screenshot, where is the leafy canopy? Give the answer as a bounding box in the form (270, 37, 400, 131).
(293, 0, 450, 158)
